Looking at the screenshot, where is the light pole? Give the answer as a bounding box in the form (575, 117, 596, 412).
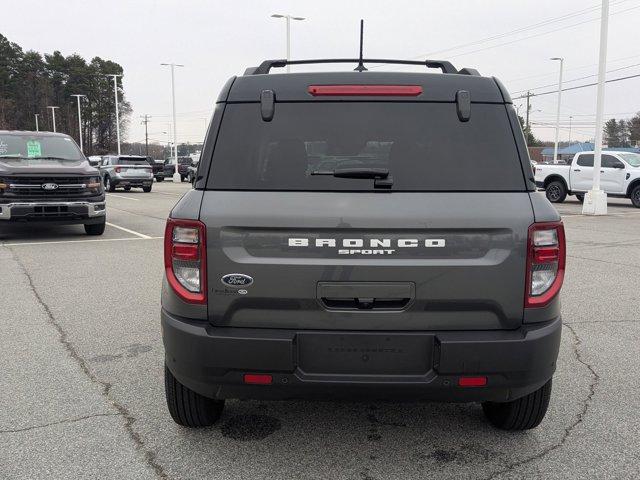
(161, 63, 184, 182)
(271, 14, 306, 72)
(71, 94, 87, 153)
(107, 75, 122, 155)
(34, 113, 40, 132)
(568, 116, 573, 144)
(583, 0, 609, 216)
(551, 57, 564, 164)
(47, 106, 59, 132)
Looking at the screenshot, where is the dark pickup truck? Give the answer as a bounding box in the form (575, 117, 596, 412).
(0, 130, 106, 235)
(163, 157, 193, 182)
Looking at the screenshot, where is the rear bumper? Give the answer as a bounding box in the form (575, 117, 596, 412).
(0, 200, 106, 223)
(112, 177, 153, 187)
(162, 310, 562, 403)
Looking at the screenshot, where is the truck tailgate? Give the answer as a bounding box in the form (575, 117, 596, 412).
(202, 191, 534, 331)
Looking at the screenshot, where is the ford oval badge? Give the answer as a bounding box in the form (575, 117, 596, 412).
(221, 273, 253, 288)
(42, 183, 59, 190)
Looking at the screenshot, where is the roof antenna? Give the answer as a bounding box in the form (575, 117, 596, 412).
(354, 19, 367, 72)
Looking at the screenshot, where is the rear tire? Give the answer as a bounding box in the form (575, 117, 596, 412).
(575, 193, 585, 203)
(84, 219, 106, 236)
(156, 176, 164, 182)
(545, 180, 567, 203)
(631, 185, 640, 208)
(124, 186, 131, 191)
(181, 175, 187, 182)
(142, 185, 152, 193)
(104, 176, 116, 192)
(164, 365, 224, 427)
(482, 379, 552, 430)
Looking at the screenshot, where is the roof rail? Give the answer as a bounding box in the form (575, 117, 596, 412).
(248, 58, 459, 75)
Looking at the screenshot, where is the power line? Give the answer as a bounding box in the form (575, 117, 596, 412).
(512, 62, 640, 94)
(370, 0, 637, 69)
(513, 72, 640, 99)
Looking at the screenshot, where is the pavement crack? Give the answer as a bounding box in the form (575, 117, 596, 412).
(482, 323, 600, 480)
(0, 413, 119, 434)
(567, 254, 640, 271)
(6, 246, 170, 480)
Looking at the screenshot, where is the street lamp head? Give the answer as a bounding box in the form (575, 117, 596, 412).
(550, 57, 563, 61)
(291, 17, 306, 21)
(271, 14, 285, 18)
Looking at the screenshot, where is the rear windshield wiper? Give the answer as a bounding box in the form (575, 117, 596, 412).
(311, 167, 388, 179)
(311, 167, 393, 188)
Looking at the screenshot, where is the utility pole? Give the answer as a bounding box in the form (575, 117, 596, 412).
(47, 106, 59, 132)
(34, 114, 40, 132)
(141, 114, 151, 157)
(568, 116, 573, 144)
(525, 91, 533, 131)
(161, 63, 183, 182)
(583, 0, 609, 216)
(71, 94, 87, 153)
(107, 74, 122, 155)
(271, 14, 306, 72)
(551, 57, 564, 164)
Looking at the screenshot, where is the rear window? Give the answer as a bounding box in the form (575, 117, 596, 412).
(207, 103, 525, 191)
(117, 157, 149, 166)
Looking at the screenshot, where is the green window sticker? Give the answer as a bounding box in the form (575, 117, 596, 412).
(27, 140, 42, 157)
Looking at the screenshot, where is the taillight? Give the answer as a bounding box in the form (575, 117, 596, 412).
(164, 218, 207, 304)
(115, 166, 122, 173)
(525, 221, 566, 308)
(308, 85, 423, 96)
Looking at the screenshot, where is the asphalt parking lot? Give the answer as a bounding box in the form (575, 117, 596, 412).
(1, 183, 639, 480)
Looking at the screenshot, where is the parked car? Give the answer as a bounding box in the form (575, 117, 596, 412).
(161, 58, 565, 431)
(87, 155, 102, 167)
(535, 151, 640, 207)
(146, 157, 166, 182)
(0, 130, 106, 235)
(187, 158, 199, 185)
(163, 157, 195, 182)
(99, 155, 154, 192)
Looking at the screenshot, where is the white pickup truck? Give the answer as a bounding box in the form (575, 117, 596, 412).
(534, 150, 640, 207)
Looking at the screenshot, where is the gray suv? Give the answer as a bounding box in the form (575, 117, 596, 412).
(161, 59, 565, 431)
(99, 155, 154, 192)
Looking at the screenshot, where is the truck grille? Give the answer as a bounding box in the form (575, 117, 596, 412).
(2, 176, 93, 197)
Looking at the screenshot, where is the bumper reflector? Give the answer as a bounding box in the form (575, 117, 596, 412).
(458, 376, 487, 387)
(243, 374, 273, 385)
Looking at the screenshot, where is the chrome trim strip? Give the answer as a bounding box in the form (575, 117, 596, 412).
(9, 184, 87, 189)
(0, 201, 106, 220)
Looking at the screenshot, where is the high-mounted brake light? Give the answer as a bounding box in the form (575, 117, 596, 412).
(525, 221, 566, 308)
(164, 218, 207, 304)
(308, 85, 423, 96)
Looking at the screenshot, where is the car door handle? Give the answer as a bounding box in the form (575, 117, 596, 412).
(573, 169, 581, 172)
(600, 170, 605, 173)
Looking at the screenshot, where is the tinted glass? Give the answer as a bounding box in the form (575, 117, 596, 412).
(577, 154, 594, 167)
(117, 157, 149, 166)
(207, 103, 525, 191)
(619, 153, 640, 167)
(601, 155, 624, 168)
(0, 134, 82, 161)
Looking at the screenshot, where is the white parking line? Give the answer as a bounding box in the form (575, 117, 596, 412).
(1, 236, 162, 247)
(105, 222, 152, 239)
(106, 193, 140, 201)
